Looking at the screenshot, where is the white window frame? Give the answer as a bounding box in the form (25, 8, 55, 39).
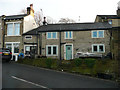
(64, 31, 73, 39)
(6, 21, 21, 36)
(92, 44, 105, 53)
(25, 35, 32, 40)
(5, 42, 20, 55)
(24, 45, 37, 56)
(46, 32, 58, 39)
(91, 30, 104, 38)
(46, 45, 58, 56)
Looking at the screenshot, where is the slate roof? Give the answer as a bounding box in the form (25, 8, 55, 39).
(23, 22, 112, 35)
(1, 14, 27, 20)
(97, 15, 120, 19)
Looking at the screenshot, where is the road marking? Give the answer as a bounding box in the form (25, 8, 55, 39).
(11, 76, 50, 89)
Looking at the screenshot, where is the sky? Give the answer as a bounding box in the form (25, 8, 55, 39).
(0, 0, 120, 22)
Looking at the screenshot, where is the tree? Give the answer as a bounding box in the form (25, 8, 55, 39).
(58, 18, 76, 23)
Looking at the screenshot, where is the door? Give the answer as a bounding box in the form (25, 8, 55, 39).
(66, 45, 72, 60)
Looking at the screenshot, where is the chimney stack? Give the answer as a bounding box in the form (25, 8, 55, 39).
(117, 1, 120, 16)
(43, 17, 47, 25)
(27, 4, 34, 17)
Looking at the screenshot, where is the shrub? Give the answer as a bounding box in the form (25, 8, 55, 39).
(84, 58, 96, 68)
(74, 58, 83, 67)
(45, 58, 53, 68)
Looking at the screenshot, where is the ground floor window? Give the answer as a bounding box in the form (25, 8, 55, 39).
(6, 42, 20, 54)
(46, 45, 58, 56)
(24, 45, 37, 56)
(92, 44, 105, 53)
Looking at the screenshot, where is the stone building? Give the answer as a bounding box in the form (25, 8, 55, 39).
(0, 4, 38, 59)
(95, 8, 120, 60)
(23, 22, 112, 60)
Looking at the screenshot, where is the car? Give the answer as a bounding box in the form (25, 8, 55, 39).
(0, 48, 12, 62)
(75, 52, 102, 58)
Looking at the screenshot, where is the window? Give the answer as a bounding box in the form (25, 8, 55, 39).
(108, 20, 112, 24)
(25, 35, 32, 39)
(92, 44, 105, 53)
(92, 30, 104, 38)
(13, 43, 19, 53)
(47, 32, 57, 39)
(6, 44, 12, 51)
(7, 23, 20, 36)
(25, 45, 37, 55)
(5, 42, 20, 54)
(65, 31, 73, 39)
(46, 45, 58, 56)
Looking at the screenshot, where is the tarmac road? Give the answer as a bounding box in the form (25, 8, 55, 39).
(2, 61, 120, 89)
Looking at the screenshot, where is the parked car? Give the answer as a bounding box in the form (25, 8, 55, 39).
(0, 48, 12, 62)
(75, 52, 102, 58)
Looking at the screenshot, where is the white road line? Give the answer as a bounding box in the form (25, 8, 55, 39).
(11, 76, 50, 89)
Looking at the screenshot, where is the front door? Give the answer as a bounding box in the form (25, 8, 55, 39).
(66, 45, 72, 60)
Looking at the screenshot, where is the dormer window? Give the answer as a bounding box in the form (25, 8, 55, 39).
(108, 20, 112, 24)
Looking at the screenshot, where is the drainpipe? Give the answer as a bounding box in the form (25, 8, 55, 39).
(36, 31, 38, 55)
(59, 31, 61, 60)
(2, 15, 6, 48)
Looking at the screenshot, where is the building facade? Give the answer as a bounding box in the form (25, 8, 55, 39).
(1, 4, 38, 59)
(23, 23, 112, 60)
(95, 8, 120, 60)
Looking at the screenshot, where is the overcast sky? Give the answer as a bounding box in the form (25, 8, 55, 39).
(0, 0, 120, 22)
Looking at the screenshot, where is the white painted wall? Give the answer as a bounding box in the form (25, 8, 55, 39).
(23, 15, 38, 33)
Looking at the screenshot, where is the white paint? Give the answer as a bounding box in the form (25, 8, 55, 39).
(24, 45, 37, 56)
(92, 44, 105, 53)
(64, 31, 73, 39)
(91, 30, 104, 38)
(23, 15, 38, 33)
(46, 45, 58, 56)
(11, 76, 49, 89)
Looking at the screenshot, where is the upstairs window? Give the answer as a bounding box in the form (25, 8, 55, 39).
(47, 32, 57, 39)
(92, 30, 104, 38)
(65, 31, 73, 39)
(7, 23, 20, 36)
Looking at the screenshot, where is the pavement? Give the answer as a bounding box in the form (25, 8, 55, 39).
(2, 61, 120, 89)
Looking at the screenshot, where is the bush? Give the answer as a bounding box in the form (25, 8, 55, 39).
(74, 58, 83, 67)
(45, 58, 53, 68)
(84, 58, 96, 68)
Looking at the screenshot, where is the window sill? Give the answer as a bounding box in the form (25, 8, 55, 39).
(46, 55, 58, 56)
(6, 35, 21, 37)
(47, 38, 58, 39)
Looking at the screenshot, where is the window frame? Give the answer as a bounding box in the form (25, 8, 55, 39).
(25, 35, 32, 40)
(6, 22, 21, 36)
(92, 44, 105, 53)
(91, 30, 104, 38)
(64, 31, 73, 39)
(46, 32, 57, 39)
(46, 45, 58, 56)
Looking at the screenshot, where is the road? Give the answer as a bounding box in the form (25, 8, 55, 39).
(2, 61, 120, 89)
